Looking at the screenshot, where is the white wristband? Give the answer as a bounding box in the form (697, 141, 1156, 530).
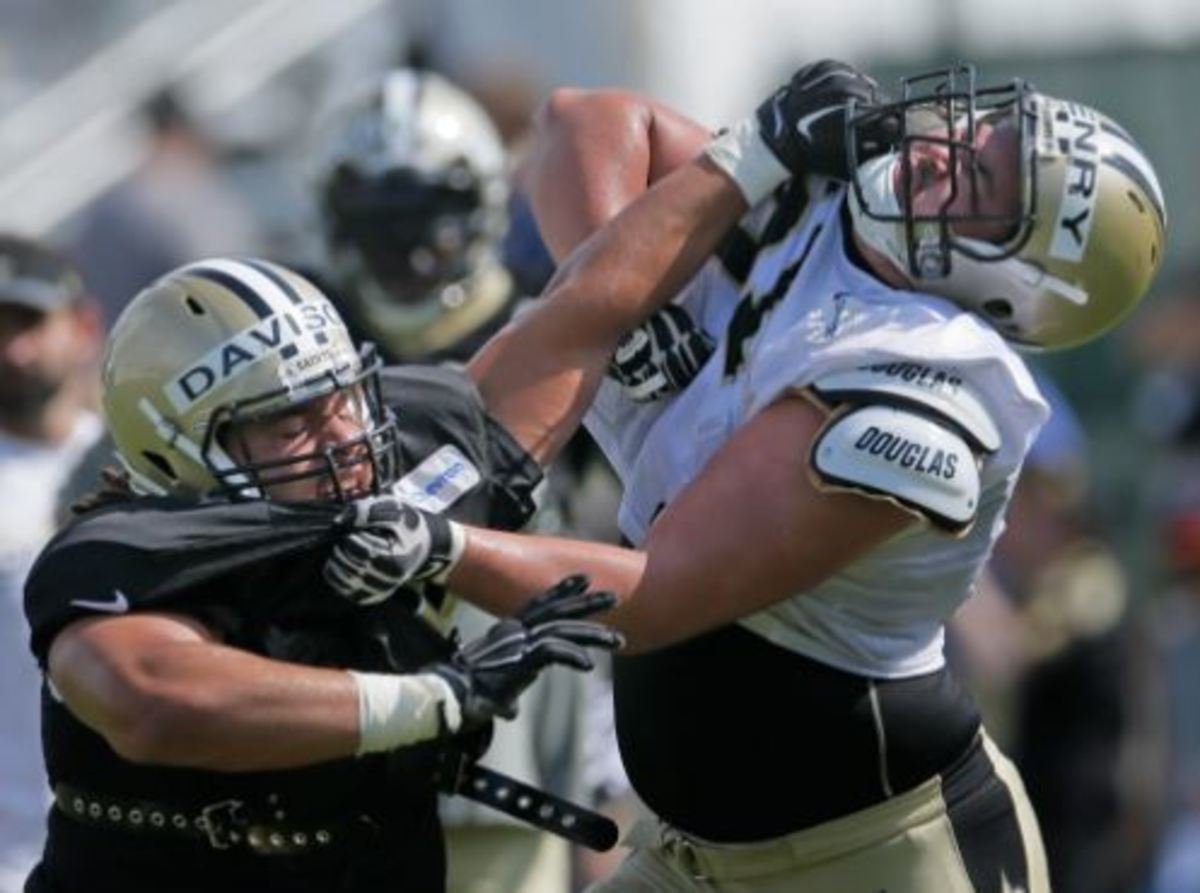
(702, 117, 791, 207)
(349, 670, 462, 756)
(429, 519, 466, 586)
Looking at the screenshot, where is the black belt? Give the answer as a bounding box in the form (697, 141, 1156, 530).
(54, 783, 369, 856)
(57, 757, 620, 856)
(435, 749, 618, 852)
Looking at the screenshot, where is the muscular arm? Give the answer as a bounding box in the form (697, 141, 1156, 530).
(520, 88, 712, 262)
(468, 91, 741, 465)
(448, 397, 916, 652)
(48, 613, 359, 771)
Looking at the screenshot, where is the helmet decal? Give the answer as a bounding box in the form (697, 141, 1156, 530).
(103, 258, 399, 501)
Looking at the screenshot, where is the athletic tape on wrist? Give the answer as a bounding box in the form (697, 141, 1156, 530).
(349, 670, 462, 756)
(703, 117, 791, 207)
(429, 520, 466, 586)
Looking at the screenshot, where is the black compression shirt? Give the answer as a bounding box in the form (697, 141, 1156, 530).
(614, 624, 981, 843)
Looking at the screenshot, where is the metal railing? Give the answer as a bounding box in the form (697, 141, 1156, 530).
(0, 0, 389, 235)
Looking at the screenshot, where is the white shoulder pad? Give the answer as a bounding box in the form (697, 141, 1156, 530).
(810, 362, 1000, 454)
(811, 405, 980, 534)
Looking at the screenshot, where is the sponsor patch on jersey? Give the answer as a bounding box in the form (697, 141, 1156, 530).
(1047, 100, 1101, 263)
(393, 444, 482, 514)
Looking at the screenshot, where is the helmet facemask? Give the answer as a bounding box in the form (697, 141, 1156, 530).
(846, 63, 1166, 350)
(206, 344, 400, 503)
(848, 64, 1037, 281)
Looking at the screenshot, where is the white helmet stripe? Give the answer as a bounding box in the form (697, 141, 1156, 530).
(182, 257, 301, 320)
(1104, 152, 1167, 227)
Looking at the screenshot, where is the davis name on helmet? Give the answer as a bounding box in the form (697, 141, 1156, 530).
(103, 257, 398, 499)
(310, 68, 512, 360)
(847, 63, 1167, 350)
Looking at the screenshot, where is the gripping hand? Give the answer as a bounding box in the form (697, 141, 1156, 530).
(755, 59, 887, 181)
(608, 304, 715, 402)
(705, 58, 893, 205)
(324, 495, 464, 606)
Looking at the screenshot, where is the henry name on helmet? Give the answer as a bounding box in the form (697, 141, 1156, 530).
(102, 257, 399, 502)
(846, 63, 1166, 350)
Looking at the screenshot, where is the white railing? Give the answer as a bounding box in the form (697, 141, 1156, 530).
(0, 0, 389, 235)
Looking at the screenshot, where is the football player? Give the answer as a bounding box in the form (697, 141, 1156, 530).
(22, 259, 623, 893)
(321, 60, 1165, 891)
(310, 68, 519, 366)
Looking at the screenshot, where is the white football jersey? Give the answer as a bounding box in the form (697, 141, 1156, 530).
(585, 180, 1049, 678)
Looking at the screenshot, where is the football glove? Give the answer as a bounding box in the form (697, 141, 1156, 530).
(755, 58, 891, 182)
(608, 304, 716, 402)
(324, 494, 464, 606)
(429, 575, 624, 729)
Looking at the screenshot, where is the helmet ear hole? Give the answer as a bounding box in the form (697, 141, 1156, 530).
(141, 451, 177, 481)
(184, 296, 206, 316)
(982, 298, 1013, 320)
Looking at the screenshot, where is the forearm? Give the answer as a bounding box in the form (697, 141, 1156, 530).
(471, 155, 745, 463)
(449, 525, 687, 654)
(448, 526, 640, 620)
(50, 616, 453, 772)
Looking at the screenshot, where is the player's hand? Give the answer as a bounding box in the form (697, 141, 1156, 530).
(324, 495, 464, 606)
(608, 304, 715, 402)
(755, 59, 891, 181)
(429, 575, 624, 729)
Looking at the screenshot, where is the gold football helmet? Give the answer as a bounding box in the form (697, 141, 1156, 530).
(847, 64, 1167, 350)
(102, 258, 397, 499)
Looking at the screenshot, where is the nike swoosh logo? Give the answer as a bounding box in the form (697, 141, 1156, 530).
(71, 590, 131, 614)
(796, 105, 841, 142)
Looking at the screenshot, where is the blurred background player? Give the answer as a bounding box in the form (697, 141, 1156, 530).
(307, 66, 622, 893)
(311, 67, 521, 367)
(0, 235, 103, 892)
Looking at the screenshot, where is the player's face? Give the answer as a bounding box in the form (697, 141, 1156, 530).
(225, 388, 375, 501)
(899, 116, 1021, 244)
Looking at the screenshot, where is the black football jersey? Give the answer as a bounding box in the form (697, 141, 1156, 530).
(23, 364, 541, 893)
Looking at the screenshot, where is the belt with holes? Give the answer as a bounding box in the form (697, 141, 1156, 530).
(434, 750, 619, 852)
(54, 782, 368, 855)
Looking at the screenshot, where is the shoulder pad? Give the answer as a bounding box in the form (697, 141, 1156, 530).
(811, 405, 980, 534)
(810, 362, 1000, 454)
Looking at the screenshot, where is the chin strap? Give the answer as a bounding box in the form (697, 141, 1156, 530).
(434, 745, 619, 852)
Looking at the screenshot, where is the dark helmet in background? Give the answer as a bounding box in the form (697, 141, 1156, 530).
(311, 68, 513, 361)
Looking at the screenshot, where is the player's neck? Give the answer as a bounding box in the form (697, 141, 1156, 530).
(851, 230, 911, 290)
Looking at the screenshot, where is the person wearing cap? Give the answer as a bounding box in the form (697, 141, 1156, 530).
(0, 234, 104, 892)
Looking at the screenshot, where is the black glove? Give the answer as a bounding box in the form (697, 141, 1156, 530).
(324, 495, 462, 606)
(608, 304, 716, 402)
(755, 58, 891, 181)
(429, 575, 623, 730)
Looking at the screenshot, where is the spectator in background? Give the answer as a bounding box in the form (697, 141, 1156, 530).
(1137, 361, 1200, 893)
(63, 88, 265, 326)
(949, 374, 1165, 893)
(0, 235, 103, 892)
